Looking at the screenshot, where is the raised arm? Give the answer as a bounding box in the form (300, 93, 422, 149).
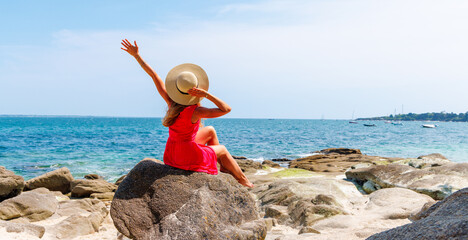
(188, 87, 231, 122)
(121, 39, 172, 106)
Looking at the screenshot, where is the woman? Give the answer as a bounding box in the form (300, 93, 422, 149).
(121, 39, 253, 188)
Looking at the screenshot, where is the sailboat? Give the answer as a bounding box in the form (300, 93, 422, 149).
(422, 124, 437, 128)
(349, 110, 358, 124)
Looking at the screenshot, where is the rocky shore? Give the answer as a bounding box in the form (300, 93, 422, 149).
(0, 149, 467, 239)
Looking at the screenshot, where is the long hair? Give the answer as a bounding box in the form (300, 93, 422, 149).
(162, 102, 188, 127)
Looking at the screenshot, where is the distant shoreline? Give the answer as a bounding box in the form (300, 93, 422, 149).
(357, 112, 468, 122)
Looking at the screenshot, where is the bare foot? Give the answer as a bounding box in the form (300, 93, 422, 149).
(237, 177, 254, 188)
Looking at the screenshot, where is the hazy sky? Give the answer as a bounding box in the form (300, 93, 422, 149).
(1, 0, 467, 119)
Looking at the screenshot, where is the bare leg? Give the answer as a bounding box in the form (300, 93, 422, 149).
(195, 126, 219, 146)
(195, 126, 253, 188)
(210, 145, 254, 188)
(195, 126, 229, 173)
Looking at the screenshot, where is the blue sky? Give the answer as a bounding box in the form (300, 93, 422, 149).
(1, 0, 468, 119)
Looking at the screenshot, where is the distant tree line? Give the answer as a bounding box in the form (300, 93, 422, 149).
(357, 112, 468, 122)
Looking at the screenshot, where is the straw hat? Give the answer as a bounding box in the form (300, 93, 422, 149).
(165, 63, 209, 105)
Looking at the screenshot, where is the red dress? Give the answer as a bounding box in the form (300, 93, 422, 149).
(163, 104, 218, 175)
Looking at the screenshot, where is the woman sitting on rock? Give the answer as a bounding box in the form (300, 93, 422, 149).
(121, 39, 253, 188)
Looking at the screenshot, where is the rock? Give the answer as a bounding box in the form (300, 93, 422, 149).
(309, 188, 435, 239)
(345, 163, 468, 199)
(236, 158, 263, 173)
(414, 187, 467, 220)
(314, 148, 362, 155)
(111, 159, 266, 240)
(409, 201, 436, 221)
(70, 179, 117, 198)
(42, 198, 109, 239)
(271, 158, 291, 162)
(0, 221, 45, 238)
(56, 198, 108, 218)
(46, 213, 105, 239)
(417, 153, 447, 160)
(362, 180, 378, 194)
(252, 167, 438, 239)
(0, 188, 58, 222)
(84, 173, 104, 180)
(298, 226, 320, 234)
(254, 177, 350, 208)
(141, 157, 164, 164)
(350, 163, 373, 170)
(232, 156, 247, 160)
(264, 205, 289, 224)
(25, 167, 74, 194)
(263, 218, 275, 231)
(262, 160, 281, 168)
(114, 175, 126, 186)
(290, 150, 402, 173)
(265, 168, 318, 179)
(255, 178, 350, 228)
(90, 192, 114, 201)
(288, 199, 343, 226)
(408, 153, 451, 169)
(0, 166, 25, 201)
(368, 187, 468, 240)
(365, 188, 435, 220)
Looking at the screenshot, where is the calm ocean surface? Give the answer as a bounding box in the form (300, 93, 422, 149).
(0, 116, 467, 181)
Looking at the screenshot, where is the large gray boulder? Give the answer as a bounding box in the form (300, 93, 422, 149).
(110, 159, 266, 240)
(346, 163, 468, 199)
(368, 187, 468, 240)
(25, 167, 74, 193)
(0, 166, 25, 201)
(0, 188, 58, 222)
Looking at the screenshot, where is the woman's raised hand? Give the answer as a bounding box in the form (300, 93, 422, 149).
(121, 39, 139, 57)
(187, 87, 208, 98)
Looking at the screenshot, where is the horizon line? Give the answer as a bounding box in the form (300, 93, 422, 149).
(0, 114, 344, 120)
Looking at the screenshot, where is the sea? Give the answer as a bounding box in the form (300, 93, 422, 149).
(0, 116, 467, 182)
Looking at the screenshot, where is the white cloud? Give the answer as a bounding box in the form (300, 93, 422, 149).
(1, 0, 468, 118)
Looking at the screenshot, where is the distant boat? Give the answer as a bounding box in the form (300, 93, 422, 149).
(384, 121, 392, 124)
(392, 122, 403, 126)
(422, 124, 437, 128)
(349, 111, 358, 124)
(364, 124, 376, 127)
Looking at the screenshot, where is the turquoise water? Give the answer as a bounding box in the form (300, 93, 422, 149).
(0, 117, 467, 181)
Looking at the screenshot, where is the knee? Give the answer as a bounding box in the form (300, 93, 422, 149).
(218, 145, 228, 156)
(205, 126, 217, 136)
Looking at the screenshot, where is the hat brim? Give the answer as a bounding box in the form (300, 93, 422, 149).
(165, 63, 209, 105)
